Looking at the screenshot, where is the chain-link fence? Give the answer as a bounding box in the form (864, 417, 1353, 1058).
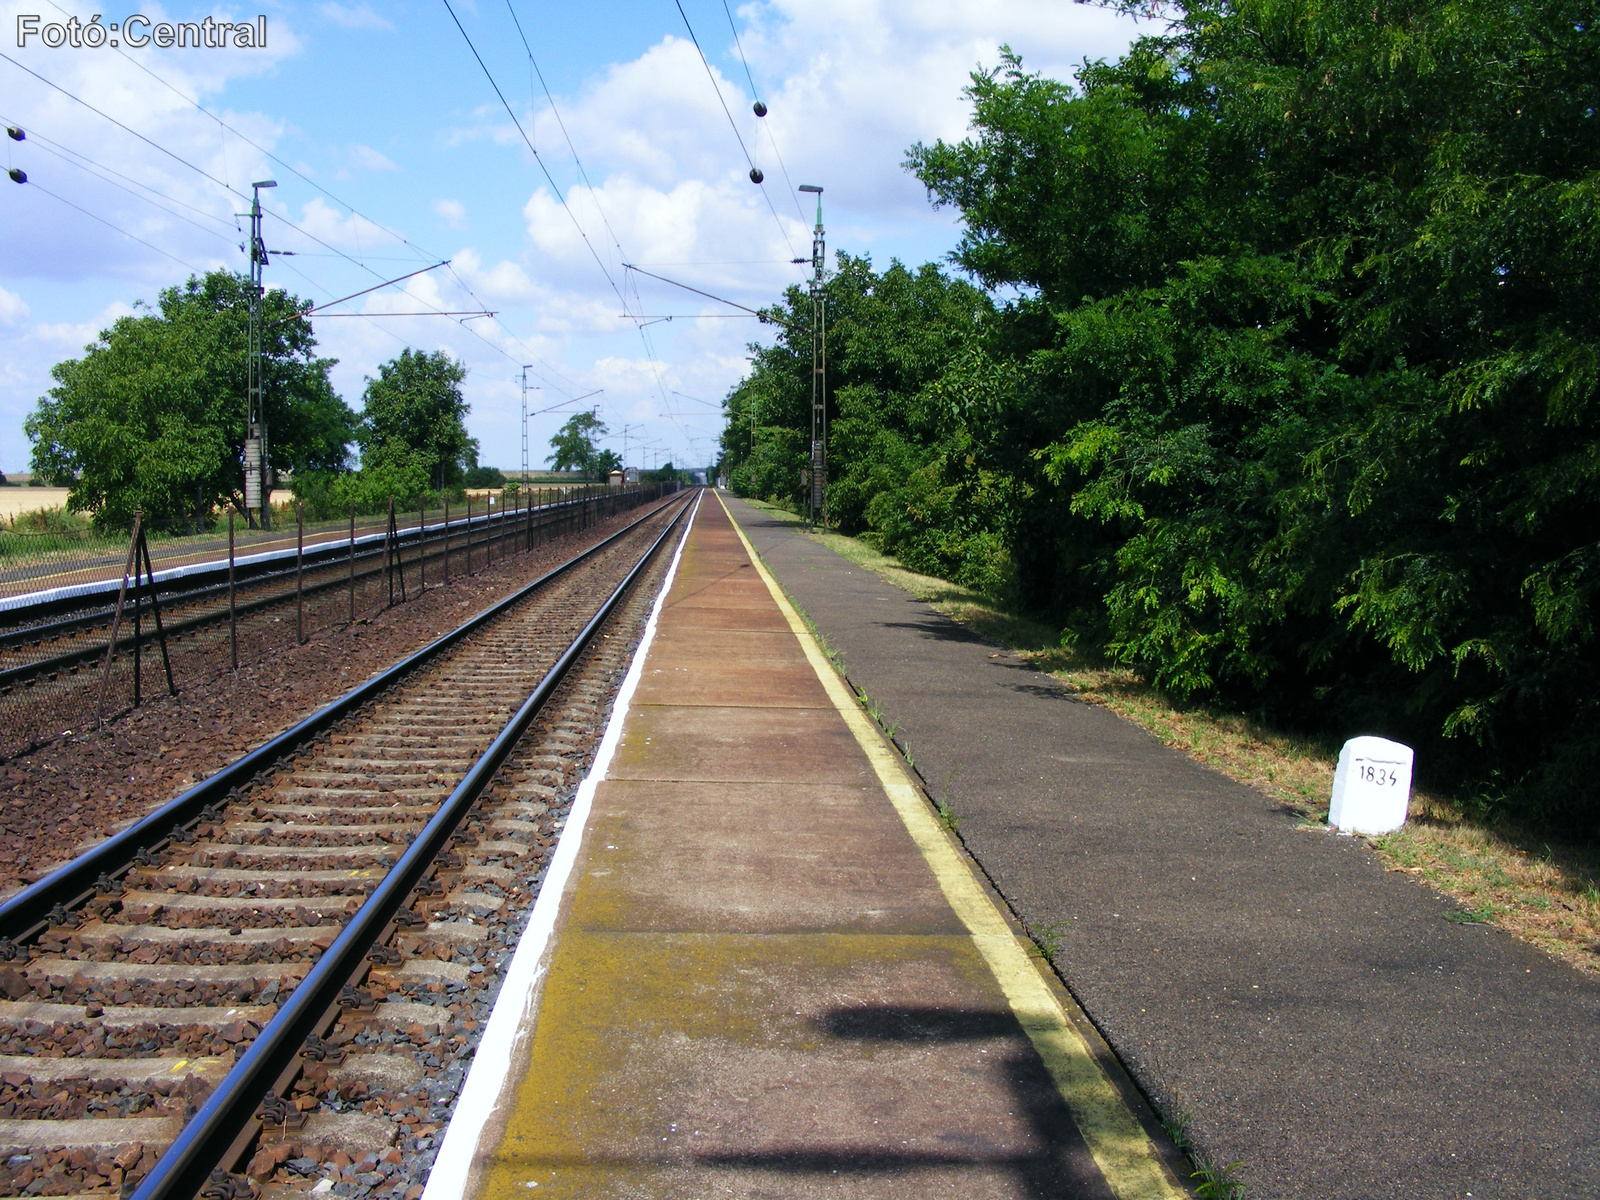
(0, 484, 677, 759)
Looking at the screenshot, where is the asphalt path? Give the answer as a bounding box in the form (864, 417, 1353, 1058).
(725, 496, 1600, 1200)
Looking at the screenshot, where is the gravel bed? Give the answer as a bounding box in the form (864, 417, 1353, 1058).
(242, 516, 678, 1200)
(0, 499, 675, 900)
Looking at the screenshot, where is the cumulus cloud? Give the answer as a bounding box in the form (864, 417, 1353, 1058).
(349, 145, 397, 172)
(0, 288, 29, 328)
(0, 0, 1143, 470)
(433, 199, 467, 229)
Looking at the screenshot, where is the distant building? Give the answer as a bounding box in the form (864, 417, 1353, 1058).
(608, 469, 624, 488)
(624, 467, 641, 484)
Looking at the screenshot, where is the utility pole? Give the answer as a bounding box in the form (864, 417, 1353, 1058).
(520, 366, 535, 485)
(245, 179, 276, 530)
(799, 184, 826, 529)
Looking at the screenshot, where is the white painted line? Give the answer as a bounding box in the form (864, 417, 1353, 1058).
(421, 491, 701, 1200)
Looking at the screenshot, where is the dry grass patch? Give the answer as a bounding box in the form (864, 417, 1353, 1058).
(739, 501, 1600, 976)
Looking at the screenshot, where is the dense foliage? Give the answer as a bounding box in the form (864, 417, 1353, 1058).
(721, 0, 1600, 831)
(357, 349, 477, 490)
(289, 348, 480, 518)
(26, 271, 355, 529)
(547, 412, 619, 479)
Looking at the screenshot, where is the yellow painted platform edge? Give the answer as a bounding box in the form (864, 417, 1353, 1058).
(715, 492, 1186, 1200)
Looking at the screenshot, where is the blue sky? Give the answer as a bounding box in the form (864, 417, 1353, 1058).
(0, 0, 1142, 476)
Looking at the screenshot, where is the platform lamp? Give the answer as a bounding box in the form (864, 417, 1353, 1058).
(798, 184, 825, 529)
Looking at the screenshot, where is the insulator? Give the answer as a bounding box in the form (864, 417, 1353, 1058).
(5, 126, 23, 141)
(7, 168, 25, 185)
(749, 167, 765, 184)
(752, 100, 767, 118)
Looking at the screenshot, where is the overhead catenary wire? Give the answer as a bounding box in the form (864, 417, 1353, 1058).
(623, 262, 796, 326)
(8, 11, 665, 450)
(28, 2, 583, 391)
(1, 121, 240, 250)
(17, 174, 209, 273)
(719, 0, 807, 224)
(1, 47, 551, 383)
(670, 0, 799, 257)
(493, 1, 703, 435)
(40, 0, 439, 269)
(0, 112, 237, 233)
(440, 0, 632, 317)
(503, 1, 632, 278)
(32, 3, 605, 408)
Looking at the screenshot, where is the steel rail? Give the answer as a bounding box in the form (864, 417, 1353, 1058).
(130, 488, 697, 1200)
(0, 490, 686, 949)
(0, 492, 612, 690)
(0, 488, 609, 634)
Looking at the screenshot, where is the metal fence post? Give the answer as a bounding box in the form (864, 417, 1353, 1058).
(348, 504, 356, 624)
(418, 504, 426, 592)
(393, 501, 407, 603)
(443, 498, 450, 582)
(138, 526, 176, 699)
(94, 516, 142, 727)
(132, 533, 142, 709)
(228, 509, 237, 671)
(295, 502, 305, 645)
(385, 499, 394, 607)
(465, 496, 472, 573)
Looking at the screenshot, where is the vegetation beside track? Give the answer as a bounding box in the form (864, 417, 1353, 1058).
(722, 0, 1600, 843)
(742, 498, 1600, 977)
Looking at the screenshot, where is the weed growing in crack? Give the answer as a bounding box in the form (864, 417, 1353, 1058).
(1192, 1158, 1248, 1199)
(1028, 920, 1072, 961)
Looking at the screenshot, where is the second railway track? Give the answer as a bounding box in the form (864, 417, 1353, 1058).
(0, 491, 697, 1200)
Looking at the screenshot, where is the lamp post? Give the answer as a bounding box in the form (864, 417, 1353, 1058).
(246, 179, 276, 530)
(798, 184, 825, 529)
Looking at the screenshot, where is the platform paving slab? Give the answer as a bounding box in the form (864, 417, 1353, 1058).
(465, 498, 1180, 1200)
(722, 493, 1600, 1200)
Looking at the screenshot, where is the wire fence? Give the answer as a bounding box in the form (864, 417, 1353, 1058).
(0, 484, 676, 761)
(0, 487, 601, 605)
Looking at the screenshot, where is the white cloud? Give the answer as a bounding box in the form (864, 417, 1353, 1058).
(349, 144, 397, 172)
(0, 288, 28, 328)
(0, 0, 1145, 472)
(0, 0, 299, 283)
(288, 197, 405, 252)
(319, 4, 394, 31)
(433, 199, 466, 229)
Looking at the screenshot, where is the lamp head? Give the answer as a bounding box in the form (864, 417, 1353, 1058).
(252, 179, 277, 189)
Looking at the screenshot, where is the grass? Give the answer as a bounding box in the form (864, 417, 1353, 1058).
(738, 500, 1600, 978)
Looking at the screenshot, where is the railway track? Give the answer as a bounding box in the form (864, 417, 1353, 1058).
(0, 488, 646, 697)
(0, 492, 696, 1200)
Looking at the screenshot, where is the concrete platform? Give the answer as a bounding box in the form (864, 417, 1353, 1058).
(444, 495, 1187, 1200)
(722, 495, 1600, 1200)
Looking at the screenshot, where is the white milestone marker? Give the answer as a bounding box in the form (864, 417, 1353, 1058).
(1328, 736, 1414, 835)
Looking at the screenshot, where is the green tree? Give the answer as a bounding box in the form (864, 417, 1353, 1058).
(726, 1, 1600, 829)
(900, 4, 1600, 823)
(26, 271, 354, 529)
(547, 412, 609, 479)
(358, 349, 476, 490)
